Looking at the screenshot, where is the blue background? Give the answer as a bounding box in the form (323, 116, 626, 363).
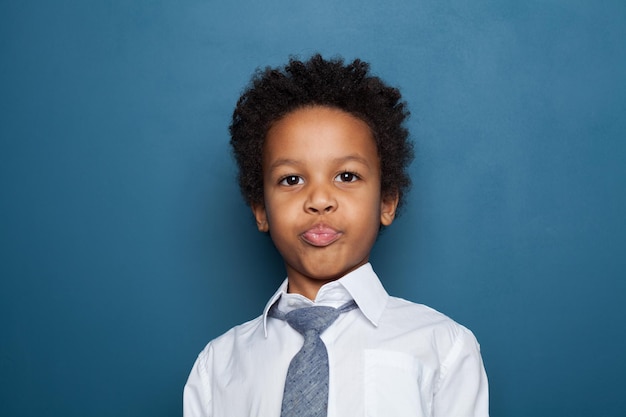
(1, 1, 625, 416)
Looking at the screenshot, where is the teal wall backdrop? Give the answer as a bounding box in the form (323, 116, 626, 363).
(1, 1, 625, 416)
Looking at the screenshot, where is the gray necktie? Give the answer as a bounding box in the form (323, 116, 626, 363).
(270, 300, 357, 417)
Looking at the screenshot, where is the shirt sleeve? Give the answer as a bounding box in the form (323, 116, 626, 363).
(432, 326, 489, 417)
(183, 345, 213, 417)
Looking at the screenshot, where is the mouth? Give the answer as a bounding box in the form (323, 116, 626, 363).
(300, 224, 342, 247)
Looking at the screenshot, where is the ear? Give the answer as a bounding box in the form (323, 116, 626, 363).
(251, 203, 269, 232)
(380, 192, 399, 227)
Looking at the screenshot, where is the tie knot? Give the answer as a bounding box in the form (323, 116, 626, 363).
(284, 306, 340, 336)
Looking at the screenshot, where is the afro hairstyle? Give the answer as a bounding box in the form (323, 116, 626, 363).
(229, 54, 414, 214)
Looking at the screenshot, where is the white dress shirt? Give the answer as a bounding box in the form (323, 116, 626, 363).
(183, 263, 489, 417)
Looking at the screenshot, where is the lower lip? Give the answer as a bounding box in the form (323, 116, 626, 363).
(301, 231, 341, 247)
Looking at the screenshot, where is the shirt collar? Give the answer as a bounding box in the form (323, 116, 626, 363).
(262, 263, 389, 337)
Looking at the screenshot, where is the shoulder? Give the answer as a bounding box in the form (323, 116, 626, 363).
(196, 314, 265, 360)
(385, 295, 457, 325)
(382, 296, 479, 351)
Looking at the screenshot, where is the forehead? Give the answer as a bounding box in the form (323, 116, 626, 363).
(263, 106, 378, 166)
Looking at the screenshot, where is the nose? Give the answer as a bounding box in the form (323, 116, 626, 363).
(305, 182, 337, 214)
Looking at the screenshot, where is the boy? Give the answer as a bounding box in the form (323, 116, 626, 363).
(184, 55, 489, 417)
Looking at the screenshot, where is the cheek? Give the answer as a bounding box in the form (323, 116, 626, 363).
(347, 200, 382, 231)
(265, 198, 297, 229)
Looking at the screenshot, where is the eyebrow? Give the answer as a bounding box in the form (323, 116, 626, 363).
(267, 155, 372, 171)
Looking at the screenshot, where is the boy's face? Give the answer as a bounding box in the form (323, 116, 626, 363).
(252, 106, 398, 300)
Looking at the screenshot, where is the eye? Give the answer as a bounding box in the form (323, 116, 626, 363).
(335, 171, 360, 183)
(279, 175, 304, 186)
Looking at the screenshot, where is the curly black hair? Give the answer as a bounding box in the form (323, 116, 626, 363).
(229, 54, 414, 214)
